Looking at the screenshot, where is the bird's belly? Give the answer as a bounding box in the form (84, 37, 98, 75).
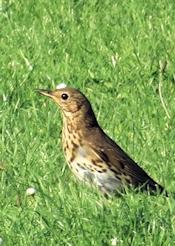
(65, 146, 122, 193)
(95, 171, 122, 193)
(70, 159, 122, 193)
(70, 160, 95, 183)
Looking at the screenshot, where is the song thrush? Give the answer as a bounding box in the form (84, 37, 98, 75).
(37, 84, 165, 195)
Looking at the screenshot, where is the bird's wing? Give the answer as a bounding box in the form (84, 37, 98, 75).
(85, 127, 164, 192)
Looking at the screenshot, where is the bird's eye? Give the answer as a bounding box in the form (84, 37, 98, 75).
(61, 93, 69, 100)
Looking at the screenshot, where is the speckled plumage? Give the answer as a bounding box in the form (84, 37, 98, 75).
(37, 86, 165, 195)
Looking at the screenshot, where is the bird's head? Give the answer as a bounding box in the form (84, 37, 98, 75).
(36, 84, 98, 126)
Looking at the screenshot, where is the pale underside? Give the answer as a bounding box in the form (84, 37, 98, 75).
(64, 144, 126, 194)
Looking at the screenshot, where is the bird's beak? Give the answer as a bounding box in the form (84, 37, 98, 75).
(36, 89, 54, 98)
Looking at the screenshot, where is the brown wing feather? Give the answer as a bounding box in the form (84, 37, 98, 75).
(85, 127, 164, 193)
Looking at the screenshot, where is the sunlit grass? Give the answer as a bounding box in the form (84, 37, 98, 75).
(1, 0, 175, 245)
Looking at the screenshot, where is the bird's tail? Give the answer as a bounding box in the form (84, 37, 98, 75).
(144, 179, 168, 196)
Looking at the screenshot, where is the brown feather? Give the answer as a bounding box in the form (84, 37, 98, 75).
(85, 126, 164, 193)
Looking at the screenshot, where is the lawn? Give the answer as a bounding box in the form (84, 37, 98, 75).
(1, 0, 175, 245)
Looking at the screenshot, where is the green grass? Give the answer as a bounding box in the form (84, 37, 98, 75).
(1, 0, 175, 245)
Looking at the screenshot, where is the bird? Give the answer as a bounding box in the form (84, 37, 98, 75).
(37, 83, 166, 195)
